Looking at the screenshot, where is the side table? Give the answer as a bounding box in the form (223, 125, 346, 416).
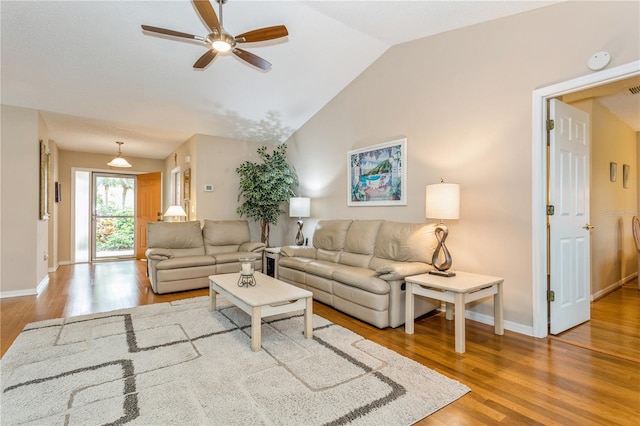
(405, 271, 504, 353)
(264, 247, 281, 278)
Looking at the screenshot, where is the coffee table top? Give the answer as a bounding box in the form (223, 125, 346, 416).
(209, 272, 312, 306)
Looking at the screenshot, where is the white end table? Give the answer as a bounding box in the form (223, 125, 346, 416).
(264, 247, 281, 278)
(405, 271, 504, 353)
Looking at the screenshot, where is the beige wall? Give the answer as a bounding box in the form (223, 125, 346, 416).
(285, 1, 640, 330)
(572, 99, 637, 296)
(0, 105, 45, 295)
(171, 134, 268, 242)
(57, 150, 165, 264)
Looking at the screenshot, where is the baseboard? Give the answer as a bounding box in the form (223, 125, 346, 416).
(437, 304, 534, 337)
(0, 288, 37, 299)
(0, 275, 48, 299)
(622, 271, 638, 284)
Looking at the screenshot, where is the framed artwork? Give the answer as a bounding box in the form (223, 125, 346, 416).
(347, 138, 407, 206)
(183, 168, 191, 201)
(39, 140, 50, 220)
(623, 164, 630, 188)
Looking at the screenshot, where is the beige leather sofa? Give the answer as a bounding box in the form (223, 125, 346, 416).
(146, 220, 265, 294)
(278, 220, 440, 328)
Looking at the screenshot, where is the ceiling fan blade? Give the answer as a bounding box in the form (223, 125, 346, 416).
(193, 49, 218, 69)
(192, 0, 221, 34)
(232, 48, 271, 70)
(141, 25, 200, 40)
(235, 25, 289, 43)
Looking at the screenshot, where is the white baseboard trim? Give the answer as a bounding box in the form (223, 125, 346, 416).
(465, 310, 534, 337)
(48, 264, 59, 273)
(59, 260, 73, 266)
(591, 273, 637, 302)
(0, 288, 37, 299)
(437, 304, 534, 337)
(1, 274, 51, 299)
(37, 275, 50, 294)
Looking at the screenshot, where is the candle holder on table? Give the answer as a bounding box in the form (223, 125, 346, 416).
(238, 258, 256, 287)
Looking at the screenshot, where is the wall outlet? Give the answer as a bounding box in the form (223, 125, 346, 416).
(204, 184, 214, 192)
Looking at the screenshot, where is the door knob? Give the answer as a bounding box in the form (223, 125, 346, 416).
(582, 224, 595, 230)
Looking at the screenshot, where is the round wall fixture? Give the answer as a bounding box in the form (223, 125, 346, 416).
(588, 51, 611, 71)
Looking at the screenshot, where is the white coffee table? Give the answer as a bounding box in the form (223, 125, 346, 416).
(405, 271, 504, 353)
(209, 272, 313, 351)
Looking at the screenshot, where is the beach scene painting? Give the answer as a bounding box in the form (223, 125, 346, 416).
(348, 138, 407, 206)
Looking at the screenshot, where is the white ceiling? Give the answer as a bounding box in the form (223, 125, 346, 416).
(9, 0, 635, 162)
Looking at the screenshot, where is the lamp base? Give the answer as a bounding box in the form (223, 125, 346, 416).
(429, 269, 456, 277)
(294, 220, 304, 246)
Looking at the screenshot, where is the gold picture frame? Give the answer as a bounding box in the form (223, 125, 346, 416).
(39, 140, 50, 220)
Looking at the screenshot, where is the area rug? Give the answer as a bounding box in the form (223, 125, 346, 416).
(1, 296, 469, 425)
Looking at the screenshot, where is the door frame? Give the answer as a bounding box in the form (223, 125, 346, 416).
(531, 60, 640, 338)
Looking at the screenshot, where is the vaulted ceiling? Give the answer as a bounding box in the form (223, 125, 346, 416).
(12, 0, 635, 162)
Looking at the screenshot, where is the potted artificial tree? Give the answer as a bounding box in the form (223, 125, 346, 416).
(236, 144, 298, 246)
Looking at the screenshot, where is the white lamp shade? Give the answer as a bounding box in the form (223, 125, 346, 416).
(107, 156, 132, 168)
(425, 183, 460, 220)
(289, 197, 311, 218)
(164, 205, 187, 219)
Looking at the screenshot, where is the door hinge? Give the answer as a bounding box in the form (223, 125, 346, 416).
(546, 119, 555, 131)
(546, 205, 555, 215)
(547, 290, 555, 302)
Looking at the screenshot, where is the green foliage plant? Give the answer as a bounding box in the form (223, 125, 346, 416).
(236, 144, 298, 245)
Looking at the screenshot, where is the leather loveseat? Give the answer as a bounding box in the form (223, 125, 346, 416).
(145, 220, 265, 294)
(278, 219, 440, 328)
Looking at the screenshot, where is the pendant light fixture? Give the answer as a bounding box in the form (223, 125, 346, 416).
(107, 141, 132, 168)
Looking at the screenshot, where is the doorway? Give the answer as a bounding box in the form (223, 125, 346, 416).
(73, 170, 162, 263)
(91, 172, 136, 261)
(532, 60, 640, 338)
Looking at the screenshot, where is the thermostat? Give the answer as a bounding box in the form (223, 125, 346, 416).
(204, 184, 214, 192)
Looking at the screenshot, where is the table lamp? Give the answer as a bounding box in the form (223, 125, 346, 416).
(164, 205, 187, 222)
(425, 179, 460, 277)
(289, 197, 310, 245)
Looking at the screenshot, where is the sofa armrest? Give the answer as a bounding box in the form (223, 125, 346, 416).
(239, 241, 266, 253)
(145, 248, 173, 260)
(280, 245, 318, 259)
(373, 261, 431, 281)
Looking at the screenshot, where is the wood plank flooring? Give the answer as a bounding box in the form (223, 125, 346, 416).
(1, 261, 639, 425)
(549, 281, 639, 363)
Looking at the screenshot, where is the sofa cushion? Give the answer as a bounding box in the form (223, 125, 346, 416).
(155, 255, 215, 270)
(147, 221, 205, 257)
(304, 260, 349, 279)
(333, 268, 389, 295)
(202, 220, 251, 254)
(339, 252, 373, 268)
(280, 246, 318, 259)
(373, 221, 437, 264)
(279, 256, 313, 272)
(213, 251, 261, 265)
(344, 220, 383, 255)
(313, 220, 352, 251)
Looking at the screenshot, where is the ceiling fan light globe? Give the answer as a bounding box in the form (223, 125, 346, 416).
(212, 40, 231, 52)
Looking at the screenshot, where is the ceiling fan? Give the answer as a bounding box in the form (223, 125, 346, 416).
(141, 0, 288, 71)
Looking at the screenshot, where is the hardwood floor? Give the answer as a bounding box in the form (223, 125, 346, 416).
(2, 261, 639, 425)
(550, 280, 639, 363)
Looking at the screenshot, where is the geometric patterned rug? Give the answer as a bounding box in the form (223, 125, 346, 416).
(1, 296, 469, 425)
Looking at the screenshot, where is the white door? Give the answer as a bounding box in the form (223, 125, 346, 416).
(549, 99, 591, 334)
